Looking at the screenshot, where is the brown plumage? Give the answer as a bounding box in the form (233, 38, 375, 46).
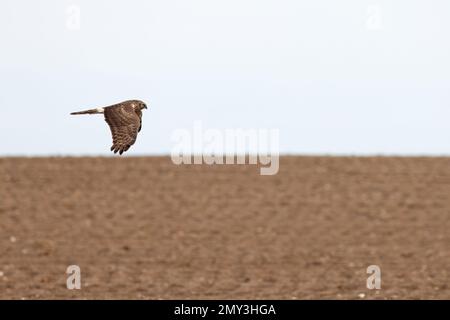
(71, 100, 148, 155)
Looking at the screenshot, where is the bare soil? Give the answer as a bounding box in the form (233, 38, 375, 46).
(0, 156, 449, 299)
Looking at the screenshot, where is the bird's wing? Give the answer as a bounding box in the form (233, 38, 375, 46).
(104, 104, 142, 155)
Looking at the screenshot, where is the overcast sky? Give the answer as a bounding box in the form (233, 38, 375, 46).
(1, 0, 450, 156)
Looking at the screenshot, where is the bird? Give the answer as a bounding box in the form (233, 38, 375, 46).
(71, 99, 148, 155)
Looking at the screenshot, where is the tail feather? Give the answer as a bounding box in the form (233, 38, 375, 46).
(70, 107, 104, 115)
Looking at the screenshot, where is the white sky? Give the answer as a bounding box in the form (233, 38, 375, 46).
(1, 0, 450, 155)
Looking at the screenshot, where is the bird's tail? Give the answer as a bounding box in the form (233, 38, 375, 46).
(70, 107, 105, 115)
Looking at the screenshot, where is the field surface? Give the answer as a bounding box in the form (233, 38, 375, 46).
(0, 156, 449, 299)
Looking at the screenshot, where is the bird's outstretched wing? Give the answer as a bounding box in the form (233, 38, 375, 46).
(104, 104, 142, 155)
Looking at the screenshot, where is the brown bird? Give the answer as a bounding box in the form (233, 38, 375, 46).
(71, 100, 148, 155)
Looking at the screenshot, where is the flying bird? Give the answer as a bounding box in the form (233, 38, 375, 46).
(71, 100, 148, 155)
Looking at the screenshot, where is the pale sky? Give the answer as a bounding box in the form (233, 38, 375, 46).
(1, 0, 450, 155)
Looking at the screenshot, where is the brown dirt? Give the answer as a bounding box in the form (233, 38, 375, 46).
(0, 156, 449, 299)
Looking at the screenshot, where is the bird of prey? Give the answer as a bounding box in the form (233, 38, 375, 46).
(71, 99, 148, 155)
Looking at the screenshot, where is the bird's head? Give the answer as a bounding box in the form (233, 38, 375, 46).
(138, 101, 148, 110)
